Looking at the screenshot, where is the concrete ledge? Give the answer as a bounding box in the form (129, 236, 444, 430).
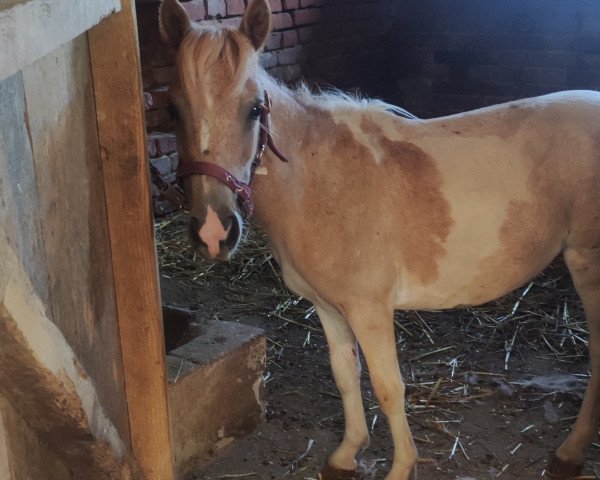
(167, 320, 266, 479)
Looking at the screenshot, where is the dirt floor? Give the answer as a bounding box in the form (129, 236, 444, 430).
(157, 214, 600, 480)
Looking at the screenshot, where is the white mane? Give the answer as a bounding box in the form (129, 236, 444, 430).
(294, 83, 418, 119)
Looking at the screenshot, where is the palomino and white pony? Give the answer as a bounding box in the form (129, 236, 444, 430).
(159, 0, 600, 478)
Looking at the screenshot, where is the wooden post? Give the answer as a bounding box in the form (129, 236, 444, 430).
(88, 1, 174, 479)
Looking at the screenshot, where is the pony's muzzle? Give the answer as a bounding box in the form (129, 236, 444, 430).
(188, 207, 241, 261)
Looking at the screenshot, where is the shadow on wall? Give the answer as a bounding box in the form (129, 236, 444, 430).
(383, 0, 600, 118)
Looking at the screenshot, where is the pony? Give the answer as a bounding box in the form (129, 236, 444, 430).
(158, 0, 600, 478)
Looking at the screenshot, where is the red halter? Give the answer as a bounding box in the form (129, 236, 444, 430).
(176, 91, 290, 218)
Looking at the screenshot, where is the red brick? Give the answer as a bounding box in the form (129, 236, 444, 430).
(207, 0, 226, 18)
(147, 86, 169, 111)
(142, 67, 155, 90)
(272, 12, 293, 30)
(149, 44, 175, 68)
(282, 0, 299, 9)
(270, 0, 282, 12)
(226, 0, 245, 16)
(265, 32, 282, 51)
(145, 110, 171, 130)
(293, 8, 324, 26)
(300, 0, 324, 6)
(182, 0, 206, 21)
(153, 66, 176, 85)
(282, 30, 298, 48)
(221, 17, 242, 27)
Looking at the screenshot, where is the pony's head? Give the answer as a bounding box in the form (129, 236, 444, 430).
(159, 0, 272, 260)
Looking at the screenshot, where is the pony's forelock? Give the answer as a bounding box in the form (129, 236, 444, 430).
(177, 26, 256, 107)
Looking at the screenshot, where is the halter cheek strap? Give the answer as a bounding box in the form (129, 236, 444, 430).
(176, 90, 289, 218)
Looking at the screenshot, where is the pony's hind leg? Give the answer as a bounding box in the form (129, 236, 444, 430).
(346, 304, 417, 480)
(316, 304, 370, 478)
(550, 246, 600, 478)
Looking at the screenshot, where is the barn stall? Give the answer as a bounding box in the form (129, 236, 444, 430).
(138, 1, 600, 479)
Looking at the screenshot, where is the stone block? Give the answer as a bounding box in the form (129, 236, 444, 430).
(149, 132, 178, 156)
(168, 320, 266, 478)
(150, 155, 172, 176)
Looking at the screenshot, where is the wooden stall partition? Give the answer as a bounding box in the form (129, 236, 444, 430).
(0, 0, 174, 478)
(89, 1, 175, 478)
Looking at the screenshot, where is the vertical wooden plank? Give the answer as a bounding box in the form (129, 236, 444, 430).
(88, 1, 174, 479)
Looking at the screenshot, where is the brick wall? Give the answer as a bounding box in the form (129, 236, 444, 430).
(138, 0, 394, 130)
(383, 0, 600, 118)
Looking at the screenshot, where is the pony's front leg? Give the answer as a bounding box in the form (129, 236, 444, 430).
(346, 304, 417, 480)
(316, 304, 370, 479)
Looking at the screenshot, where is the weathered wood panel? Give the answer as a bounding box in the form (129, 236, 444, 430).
(0, 401, 12, 480)
(0, 226, 134, 478)
(21, 35, 130, 443)
(0, 0, 121, 82)
(89, 0, 174, 477)
(0, 73, 47, 301)
(0, 397, 70, 480)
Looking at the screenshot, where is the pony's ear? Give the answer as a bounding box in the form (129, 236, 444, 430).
(159, 0, 191, 48)
(240, 0, 272, 51)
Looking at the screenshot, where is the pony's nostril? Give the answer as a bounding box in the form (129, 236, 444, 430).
(221, 214, 233, 232)
(190, 216, 201, 233)
(224, 214, 241, 251)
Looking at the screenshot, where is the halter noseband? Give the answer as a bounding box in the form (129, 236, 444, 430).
(176, 91, 290, 218)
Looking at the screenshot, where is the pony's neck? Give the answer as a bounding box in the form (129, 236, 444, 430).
(251, 73, 334, 242)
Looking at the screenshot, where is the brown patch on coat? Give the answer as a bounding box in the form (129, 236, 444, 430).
(361, 118, 454, 285)
(464, 131, 576, 304)
(476, 198, 566, 299)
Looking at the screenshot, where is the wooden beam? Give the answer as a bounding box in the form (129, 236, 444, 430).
(88, 1, 175, 479)
(0, 0, 121, 82)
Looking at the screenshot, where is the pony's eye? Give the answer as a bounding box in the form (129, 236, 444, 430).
(249, 104, 263, 120)
(167, 103, 179, 120)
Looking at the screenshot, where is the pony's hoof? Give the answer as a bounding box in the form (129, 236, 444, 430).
(319, 464, 359, 480)
(546, 454, 583, 479)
